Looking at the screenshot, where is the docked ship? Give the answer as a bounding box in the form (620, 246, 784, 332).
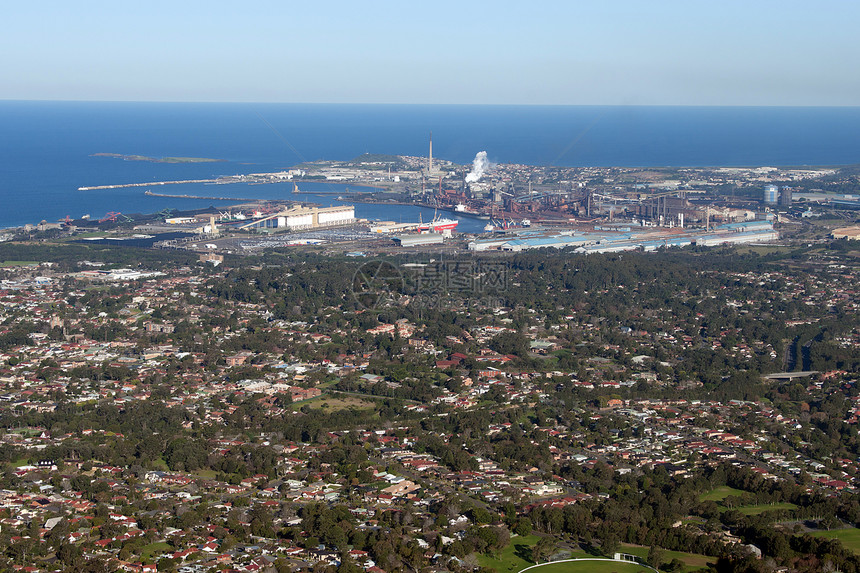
(417, 216, 458, 233)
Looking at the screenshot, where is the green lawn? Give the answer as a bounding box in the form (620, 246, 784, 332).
(522, 560, 652, 573)
(149, 458, 169, 471)
(477, 535, 560, 573)
(619, 544, 713, 573)
(735, 502, 797, 515)
(0, 261, 39, 267)
(698, 487, 797, 516)
(698, 486, 746, 502)
(139, 542, 172, 560)
(810, 528, 860, 553)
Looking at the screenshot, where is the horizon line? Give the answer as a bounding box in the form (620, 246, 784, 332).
(2, 98, 860, 109)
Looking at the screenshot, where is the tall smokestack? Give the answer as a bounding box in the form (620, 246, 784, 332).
(429, 131, 433, 173)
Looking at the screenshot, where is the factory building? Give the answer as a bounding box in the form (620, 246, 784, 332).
(469, 221, 777, 253)
(394, 233, 444, 247)
(832, 226, 860, 240)
(633, 197, 707, 224)
(499, 234, 603, 252)
(691, 220, 779, 246)
(577, 236, 694, 254)
(831, 199, 860, 210)
(693, 230, 779, 246)
(238, 205, 355, 231)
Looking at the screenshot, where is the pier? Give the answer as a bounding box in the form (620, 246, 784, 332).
(78, 175, 385, 194)
(144, 191, 259, 201)
(78, 179, 219, 191)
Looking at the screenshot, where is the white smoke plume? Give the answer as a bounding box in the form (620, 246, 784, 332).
(465, 151, 490, 183)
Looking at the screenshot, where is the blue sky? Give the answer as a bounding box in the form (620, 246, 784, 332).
(4, 0, 858, 105)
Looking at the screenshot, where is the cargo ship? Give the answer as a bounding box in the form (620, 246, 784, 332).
(368, 212, 459, 234)
(417, 216, 458, 233)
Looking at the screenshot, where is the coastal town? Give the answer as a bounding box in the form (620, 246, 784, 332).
(0, 222, 857, 572)
(19, 152, 859, 259)
(7, 0, 860, 572)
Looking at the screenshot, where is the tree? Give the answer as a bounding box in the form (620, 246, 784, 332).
(489, 331, 530, 358)
(648, 545, 665, 568)
(514, 517, 533, 536)
(601, 532, 620, 558)
(532, 536, 557, 563)
(57, 543, 82, 567)
(157, 556, 179, 572)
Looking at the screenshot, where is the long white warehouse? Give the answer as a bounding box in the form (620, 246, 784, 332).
(239, 205, 355, 231)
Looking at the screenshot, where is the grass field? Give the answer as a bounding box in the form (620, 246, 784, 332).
(139, 542, 172, 560)
(699, 486, 746, 502)
(523, 560, 652, 573)
(477, 535, 548, 573)
(619, 544, 713, 573)
(735, 502, 798, 515)
(0, 261, 39, 267)
(292, 394, 376, 411)
(699, 487, 797, 516)
(810, 528, 860, 554)
(149, 458, 169, 471)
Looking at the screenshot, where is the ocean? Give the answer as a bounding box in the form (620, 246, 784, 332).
(2, 101, 860, 229)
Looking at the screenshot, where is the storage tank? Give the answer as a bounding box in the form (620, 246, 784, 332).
(779, 187, 792, 206)
(764, 185, 779, 204)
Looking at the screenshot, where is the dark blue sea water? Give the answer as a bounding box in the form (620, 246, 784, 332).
(2, 101, 859, 229)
